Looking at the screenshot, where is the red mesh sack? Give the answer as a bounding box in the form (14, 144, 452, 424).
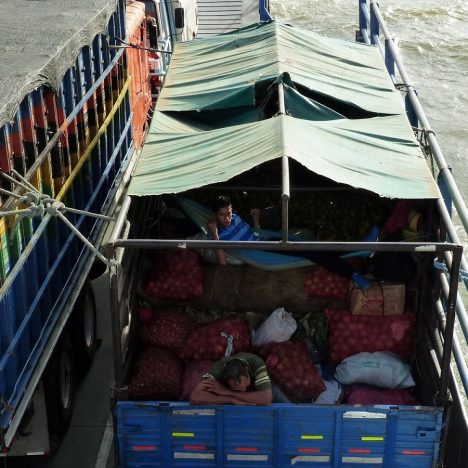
(179, 316, 251, 361)
(257, 341, 325, 402)
(345, 386, 420, 406)
(179, 360, 214, 401)
(139, 309, 194, 351)
(128, 348, 184, 400)
(326, 309, 414, 364)
(145, 249, 203, 300)
(304, 265, 349, 301)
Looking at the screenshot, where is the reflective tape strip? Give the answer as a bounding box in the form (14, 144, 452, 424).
(362, 436, 384, 442)
(298, 448, 321, 453)
(184, 445, 206, 450)
(174, 452, 215, 460)
(402, 450, 426, 455)
(132, 445, 157, 451)
(415, 245, 436, 251)
(172, 432, 194, 437)
(173, 409, 215, 416)
(342, 456, 383, 464)
(343, 411, 387, 419)
(301, 435, 323, 440)
(349, 448, 371, 453)
(236, 447, 259, 452)
(291, 455, 331, 464)
(227, 454, 269, 461)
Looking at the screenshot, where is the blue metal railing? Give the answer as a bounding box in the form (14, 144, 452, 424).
(358, 0, 468, 406)
(259, 0, 273, 22)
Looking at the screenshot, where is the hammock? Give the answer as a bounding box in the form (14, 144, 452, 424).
(175, 197, 370, 271)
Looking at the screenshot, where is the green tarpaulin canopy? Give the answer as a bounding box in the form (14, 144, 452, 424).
(157, 21, 405, 115)
(128, 21, 441, 200)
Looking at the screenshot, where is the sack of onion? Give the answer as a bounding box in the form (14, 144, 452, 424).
(179, 316, 251, 361)
(139, 309, 194, 351)
(257, 340, 325, 402)
(145, 249, 203, 300)
(304, 266, 349, 301)
(326, 309, 414, 364)
(128, 347, 184, 400)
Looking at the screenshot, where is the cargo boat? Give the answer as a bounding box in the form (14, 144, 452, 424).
(105, 1, 468, 467)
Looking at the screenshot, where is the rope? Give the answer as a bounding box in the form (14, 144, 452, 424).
(395, 83, 414, 92)
(433, 259, 468, 282)
(0, 171, 116, 267)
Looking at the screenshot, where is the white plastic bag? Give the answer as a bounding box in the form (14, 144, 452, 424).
(335, 352, 415, 389)
(253, 307, 297, 346)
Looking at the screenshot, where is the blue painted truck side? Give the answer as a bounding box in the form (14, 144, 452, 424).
(115, 402, 443, 467)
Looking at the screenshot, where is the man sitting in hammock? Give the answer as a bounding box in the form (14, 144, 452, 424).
(207, 195, 371, 288)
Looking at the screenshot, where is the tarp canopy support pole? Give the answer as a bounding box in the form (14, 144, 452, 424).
(278, 82, 290, 243)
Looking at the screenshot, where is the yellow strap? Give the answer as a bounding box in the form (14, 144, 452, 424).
(56, 75, 131, 201)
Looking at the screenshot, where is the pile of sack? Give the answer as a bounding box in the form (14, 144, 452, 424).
(301, 264, 418, 406)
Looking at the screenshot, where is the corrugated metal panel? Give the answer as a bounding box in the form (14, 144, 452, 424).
(197, 0, 244, 37)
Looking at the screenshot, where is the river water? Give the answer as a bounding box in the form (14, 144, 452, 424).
(271, 0, 468, 210)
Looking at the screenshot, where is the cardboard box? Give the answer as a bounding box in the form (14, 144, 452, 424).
(349, 282, 405, 316)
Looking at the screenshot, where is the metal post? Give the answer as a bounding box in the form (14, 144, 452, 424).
(278, 83, 290, 243)
(165, 0, 177, 47)
(282, 157, 290, 243)
(384, 38, 395, 81)
(438, 169, 453, 220)
(405, 93, 418, 129)
(439, 245, 463, 403)
(259, 0, 273, 21)
(105, 195, 132, 392)
(370, 4, 379, 45)
(437, 197, 468, 289)
(108, 244, 124, 391)
(107, 195, 132, 247)
(358, 0, 368, 42)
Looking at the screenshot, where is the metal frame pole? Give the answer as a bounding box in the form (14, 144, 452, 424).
(439, 245, 464, 403)
(277, 83, 290, 243)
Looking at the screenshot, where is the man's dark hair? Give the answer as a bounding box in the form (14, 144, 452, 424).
(212, 195, 231, 213)
(221, 359, 248, 385)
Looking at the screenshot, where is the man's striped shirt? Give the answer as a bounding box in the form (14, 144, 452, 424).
(204, 352, 272, 391)
(217, 214, 258, 242)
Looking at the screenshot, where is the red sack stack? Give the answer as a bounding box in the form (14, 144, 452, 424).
(179, 316, 251, 361)
(128, 348, 184, 400)
(304, 266, 349, 301)
(139, 309, 194, 351)
(257, 341, 325, 402)
(326, 309, 414, 364)
(145, 249, 203, 300)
